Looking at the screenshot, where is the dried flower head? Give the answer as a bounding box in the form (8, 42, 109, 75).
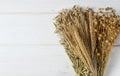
(54, 6, 120, 76)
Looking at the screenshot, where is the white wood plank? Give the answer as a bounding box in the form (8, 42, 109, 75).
(0, 14, 119, 45)
(0, 45, 119, 76)
(0, 45, 74, 76)
(0, 14, 59, 45)
(0, 0, 120, 13)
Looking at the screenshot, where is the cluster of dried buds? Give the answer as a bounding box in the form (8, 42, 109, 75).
(93, 7, 120, 76)
(54, 6, 120, 76)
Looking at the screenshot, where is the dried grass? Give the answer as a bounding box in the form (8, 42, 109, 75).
(54, 6, 120, 76)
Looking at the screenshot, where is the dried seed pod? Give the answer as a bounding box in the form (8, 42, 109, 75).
(55, 6, 120, 76)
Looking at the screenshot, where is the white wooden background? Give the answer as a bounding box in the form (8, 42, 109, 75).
(0, 0, 120, 76)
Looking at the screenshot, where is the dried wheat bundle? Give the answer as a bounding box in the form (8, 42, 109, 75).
(54, 6, 120, 76)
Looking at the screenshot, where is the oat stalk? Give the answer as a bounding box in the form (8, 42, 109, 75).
(54, 6, 120, 76)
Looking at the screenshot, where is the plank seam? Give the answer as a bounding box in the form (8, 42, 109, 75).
(0, 44, 119, 47)
(0, 12, 58, 15)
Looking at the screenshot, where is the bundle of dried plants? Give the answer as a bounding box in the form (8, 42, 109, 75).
(54, 6, 120, 76)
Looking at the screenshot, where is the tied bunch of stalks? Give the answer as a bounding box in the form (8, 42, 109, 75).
(54, 6, 120, 76)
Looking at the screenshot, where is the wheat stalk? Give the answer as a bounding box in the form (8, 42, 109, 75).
(54, 6, 120, 76)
